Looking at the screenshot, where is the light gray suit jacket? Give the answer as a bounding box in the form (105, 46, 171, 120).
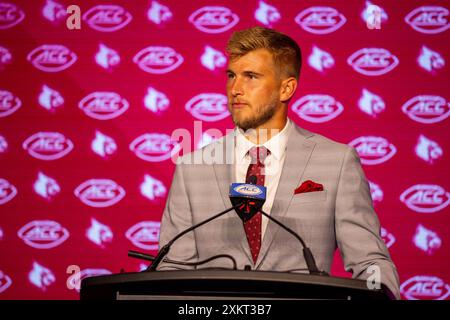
(158, 121, 400, 299)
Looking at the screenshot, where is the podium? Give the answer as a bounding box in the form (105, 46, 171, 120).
(80, 269, 394, 300)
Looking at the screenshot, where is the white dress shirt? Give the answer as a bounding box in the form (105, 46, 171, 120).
(234, 119, 292, 239)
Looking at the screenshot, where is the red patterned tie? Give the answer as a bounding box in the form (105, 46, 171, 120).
(244, 146, 270, 264)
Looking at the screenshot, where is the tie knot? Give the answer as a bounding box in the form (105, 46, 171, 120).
(248, 146, 270, 163)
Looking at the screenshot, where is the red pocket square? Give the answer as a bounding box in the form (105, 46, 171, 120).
(294, 180, 324, 195)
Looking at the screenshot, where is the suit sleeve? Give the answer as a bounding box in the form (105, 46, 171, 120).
(157, 163, 198, 270)
(335, 147, 401, 299)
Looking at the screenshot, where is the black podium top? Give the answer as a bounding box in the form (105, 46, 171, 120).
(80, 269, 394, 300)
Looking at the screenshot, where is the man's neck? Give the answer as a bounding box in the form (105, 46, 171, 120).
(243, 117, 288, 145)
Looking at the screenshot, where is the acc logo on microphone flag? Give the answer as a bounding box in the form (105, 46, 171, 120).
(295, 6, 346, 34)
(405, 6, 450, 34)
(400, 276, 450, 300)
(230, 183, 266, 200)
(83, 5, 132, 32)
(347, 48, 399, 76)
(189, 6, 239, 34)
(402, 95, 450, 124)
(133, 46, 183, 74)
(23, 132, 74, 160)
(130, 133, 180, 162)
(349, 136, 397, 165)
(0, 2, 25, 29)
(0, 89, 22, 117)
(0, 178, 17, 205)
(400, 184, 450, 213)
(17, 220, 69, 249)
(79, 92, 129, 120)
(185, 93, 230, 122)
(292, 94, 344, 123)
(125, 221, 160, 250)
(74, 179, 126, 208)
(27, 44, 77, 72)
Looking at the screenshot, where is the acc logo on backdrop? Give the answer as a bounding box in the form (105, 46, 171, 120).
(0, 270, 12, 293)
(83, 4, 132, 32)
(402, 95, 449, 124)
(415, 135, 443, 164)
(18, 220, 69, 249)
(74, 179, 125, 208)
(358, 89, 385, 118)
(0, 178, 17, 205)
(185, 93, 229, 122)
(0, 89, 21, 117)
(33, 172, 60, 200)
(0, 2, 25, 29)
(126, 221, 160, 250)
(295, 6, 346, 34)
(400, 184, 450, 213)
(67, 268, 112, 292)
(380, 227, 395, 249)
(79, 91, 129, 120)
(130, 133, 180, 162)
(292, 94, 343, 123)
(405, 6, 450, 34)
(189, 6, 239, 34)
(347, 48, 398, 76)
(401, 276, 450, 300)
(0, 46, 12, 69)
(349, 136, 396, 165)
(86, 218, 113, 248)
(29, 262, 55, 291)
(413, 224, 442, 255)
(133, 46, 183, 74)
(23, 132, 74, 160)
(27, 44, 77, 72)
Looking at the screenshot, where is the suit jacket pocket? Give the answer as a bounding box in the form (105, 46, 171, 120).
(292, 190, 327, 203)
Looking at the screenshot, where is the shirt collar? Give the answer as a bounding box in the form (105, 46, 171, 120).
(235, 118, 292, 161)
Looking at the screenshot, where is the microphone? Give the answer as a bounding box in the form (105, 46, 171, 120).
(147, 202, 243, 271)
(129, 250, 238, 270)
(229, 178, 328, 276)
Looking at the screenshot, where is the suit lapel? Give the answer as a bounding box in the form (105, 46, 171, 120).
(256, 124, 316, 268)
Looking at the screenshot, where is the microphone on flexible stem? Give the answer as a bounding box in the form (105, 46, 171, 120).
(229, 176, 328, 276)
(147, 202, 243, 271)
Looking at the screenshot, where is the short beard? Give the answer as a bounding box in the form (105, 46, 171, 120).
(232, 97, 278, 132)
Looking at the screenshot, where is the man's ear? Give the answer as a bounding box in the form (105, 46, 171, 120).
(279, 77, 297, 102)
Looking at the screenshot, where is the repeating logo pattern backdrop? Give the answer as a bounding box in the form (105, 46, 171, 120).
(0, 0, 449, 299)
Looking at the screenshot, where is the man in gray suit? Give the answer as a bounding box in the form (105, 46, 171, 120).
(157, 27, 400, 299)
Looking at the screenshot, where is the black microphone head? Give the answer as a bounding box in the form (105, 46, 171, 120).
(248, 175, 257, 185)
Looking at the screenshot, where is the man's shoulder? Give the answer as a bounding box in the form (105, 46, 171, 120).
(292, 123, 352, 155)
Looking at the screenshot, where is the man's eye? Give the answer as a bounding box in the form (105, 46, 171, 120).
(227, 73, 235, 79)
(248, 74, 257, 79)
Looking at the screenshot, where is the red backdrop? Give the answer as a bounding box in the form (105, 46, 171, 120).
(0, 0, 449, 300)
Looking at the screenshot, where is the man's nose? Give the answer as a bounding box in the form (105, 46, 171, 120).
(230, 77, 243, 96)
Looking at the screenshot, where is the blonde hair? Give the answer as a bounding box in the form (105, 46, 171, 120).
(226, 26, 302, 80)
